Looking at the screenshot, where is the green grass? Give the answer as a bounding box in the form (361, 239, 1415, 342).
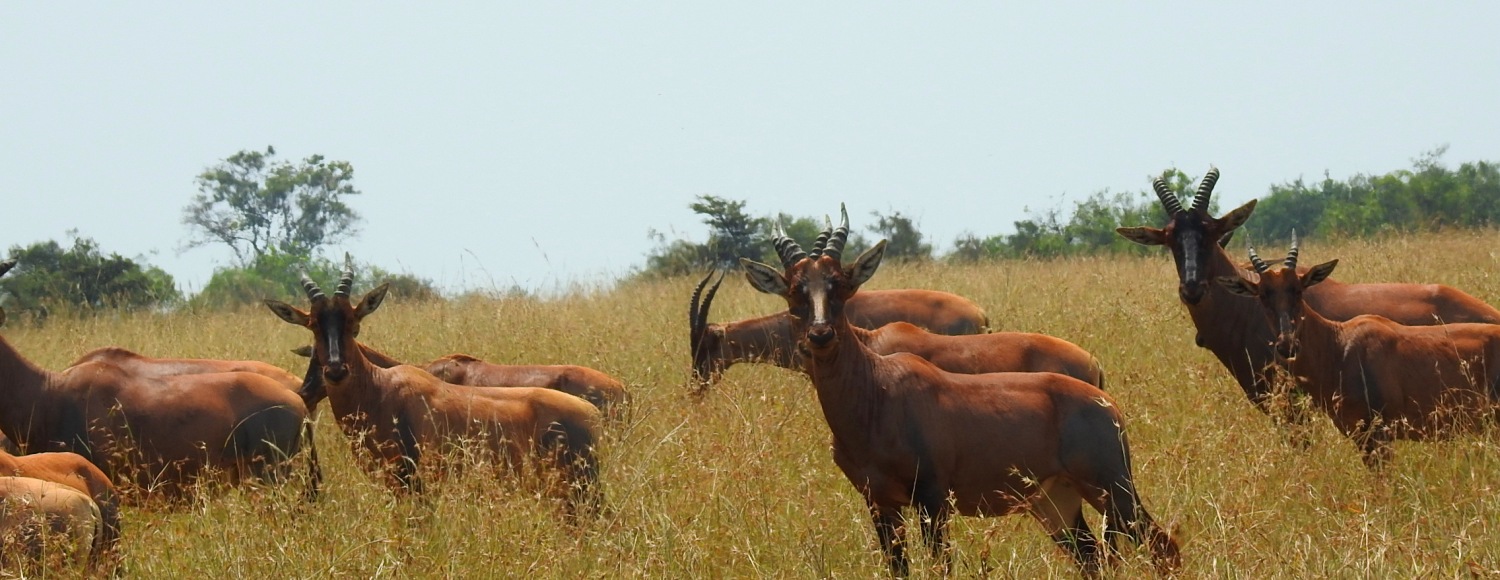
(5, 230, 1500, 578)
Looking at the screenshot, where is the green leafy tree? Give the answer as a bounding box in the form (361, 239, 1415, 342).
(183, 146, 361, 265)
(189, 251, 439, 309)
(691, 195, 767, 268)
(1, 235, 178, 321)
(869, 209, 932, 262)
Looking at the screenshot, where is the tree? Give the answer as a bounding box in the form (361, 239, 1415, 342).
(182, 146, 362, 265)
(869, 209, 932, 262)
(690, 195, 766, 268)
(1, 234, 178, 322)
(187, 252, 440, 310)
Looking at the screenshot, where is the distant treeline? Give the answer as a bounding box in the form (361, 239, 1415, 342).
(637, 149, 1500, 277)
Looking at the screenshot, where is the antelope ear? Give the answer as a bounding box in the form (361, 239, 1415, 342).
(264, 300, 311, 326)
(1218, 199, 1258, 233)
(1116, 226, 1167, 246)
(847, 239, 888, 287)
(1216, 275, 1258, 298)
(739, 258, 788, 295)
(355, 283, 390, 318)
(1302, 259, 1338, 288)
(290, 345, 314, 358)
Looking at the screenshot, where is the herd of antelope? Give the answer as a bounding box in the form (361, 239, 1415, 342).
(2, 167, 1499, 575)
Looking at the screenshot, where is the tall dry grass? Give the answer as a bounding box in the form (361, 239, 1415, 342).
(4, 230, 1500, 578)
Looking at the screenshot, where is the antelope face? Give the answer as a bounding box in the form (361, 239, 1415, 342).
(1218, 251, 1339, 361)
(1116, 169, 1255, 306)
(265, 257, 389, 388)
(743, 242, 888, 356)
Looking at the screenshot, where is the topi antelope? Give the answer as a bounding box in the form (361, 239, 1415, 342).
(264, 257, 603, 514)
(739, 207, 1179, 576)
(0, 450, 119, 572)
(1117, 167, 1500, 429)
(0, 476, 101, 571)
(0, 259, 310, 500)
(690, 271, 1102, 390)
(1217, 236, 1500, 466)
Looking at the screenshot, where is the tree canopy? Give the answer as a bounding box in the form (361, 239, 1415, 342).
(182, 146, 361, 265)
(0, 235, 178, 322)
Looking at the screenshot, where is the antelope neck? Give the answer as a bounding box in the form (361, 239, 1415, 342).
(803, 318, 885, 440)
(0, 335, 57, 445)
(721, 312, 798, 369)
(1279, 305, 1343, 402)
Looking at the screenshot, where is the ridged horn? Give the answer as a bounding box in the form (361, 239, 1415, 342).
(825, 204, 851, 262)
(1247, 245, 1270, 273)
(300, 271, 327, 302)
(810, 219, 832, 258)
(334, 253, 354, 298)
(1285, 229, 1300, 270)
(772, 223, 807, 268)
(1152, 177, 1185, 217)
(1191, 167, 1220, 213)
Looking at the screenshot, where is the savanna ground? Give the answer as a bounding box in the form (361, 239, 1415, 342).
(5, 230, 1500, 578)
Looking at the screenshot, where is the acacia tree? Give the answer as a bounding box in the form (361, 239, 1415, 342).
(182, 146, 361, 265)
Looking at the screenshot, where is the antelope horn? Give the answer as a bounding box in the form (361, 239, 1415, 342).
(1191, 166, 1220, 213)
(1247, 244, 1270, 273)
(1285, 229, 1300, 270)
(1152, 177, 1185, 217)
(772, 223, 806, 268)
(825, 203, 851, 262)
(300, 271, 327, 302)
(689, 270, 713, 345)
(334, 253, 355, 298)
(810, 219, 832, 258)
(0, 259, 15, 278)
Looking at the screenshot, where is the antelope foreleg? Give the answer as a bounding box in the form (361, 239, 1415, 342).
(869, 503, 909, 577)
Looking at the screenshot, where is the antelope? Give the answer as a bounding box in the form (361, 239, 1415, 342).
(1217, 237, 1500, 466)
(263, 260, 603, 514)
(739, 208, 1179, 576)
(0, 476, 101, 570)
(291, 344, 628, 418)
(68, 346, 324, 498)
(1116, 168, 1500, 425)
(690, 270, 1103, 389)
(0, 260, 310, 499)
(0, 450, 119, 570)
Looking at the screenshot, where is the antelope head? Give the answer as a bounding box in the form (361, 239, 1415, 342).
(740, 204, 888, 356)
(0, 258, 13, 326)
(1117, 167, 1257, 305)
(1215, 233, 1338, 360)
(265, 254, 390, 385)
(687, 270, 728, 388)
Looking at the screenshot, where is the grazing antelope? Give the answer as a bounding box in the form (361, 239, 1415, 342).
(291, 345, 627, 418)
(1116, 168, 1500, 424)
(1217, 237, 1500, 466)
(68, 346, 324, 498)
(264, 260, 602, 514)
(690, 270, 1102, 389)
(0, 260, 309, 499)
(0, 450, 119, 570)
(0, 476, 101, 570)
(739, 209, 1179, 576)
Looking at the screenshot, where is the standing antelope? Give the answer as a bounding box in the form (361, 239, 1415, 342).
(739, 208, 1179, 576)
(1217, 238, 1500, 466)
(1116, 168, 1500, 426)
(690, 270, 1102, 389)
(292, 344, 627, 418)
(68, 346, 324, 498)
(0, 259, 310, 499)
(264, 259, 602, 514)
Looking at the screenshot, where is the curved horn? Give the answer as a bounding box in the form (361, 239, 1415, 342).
(689, 270, 713, 347)
(300, 271, 327, 302)
(825, 204, 851, 262)
(1152, 177, 1185, 217)
(1285, 229, 1300, 270)
(772, 223, 807, 269)
(1191, 167, 1220, 212)
(810, 219, 832, 258)
(1247, 245, 1270, 273)
(0, 259, 16, 278)
(334, 253, 355, 298)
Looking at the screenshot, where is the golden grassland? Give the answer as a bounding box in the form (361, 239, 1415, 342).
(6, 230, 1500, 578)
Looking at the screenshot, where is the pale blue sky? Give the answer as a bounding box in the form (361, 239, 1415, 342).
(4, 3, 1497, 294)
